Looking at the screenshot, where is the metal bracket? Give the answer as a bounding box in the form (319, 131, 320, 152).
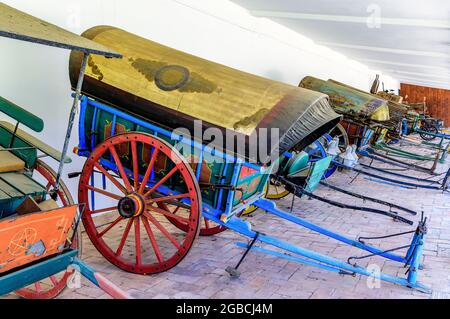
(226, 232, 260, 278)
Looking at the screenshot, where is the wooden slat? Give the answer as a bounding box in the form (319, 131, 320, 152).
(0, 178, 23, 198)
(0, 3, 121, 58)
(0, 172, 46, 196)
(401, 83, 450, 127)
(0, 146, 25, 173)
(0, 188, 11, 201)
(0, 121, 71, 163)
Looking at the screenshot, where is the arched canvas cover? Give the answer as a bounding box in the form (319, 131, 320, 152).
(70, 26, 341, 163)
(328, 79, 409, 130)
(299, 76, 390, 123)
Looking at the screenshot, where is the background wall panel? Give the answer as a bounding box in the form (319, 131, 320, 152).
(0, 0, 399, 196)
(400, 83, 450, 127)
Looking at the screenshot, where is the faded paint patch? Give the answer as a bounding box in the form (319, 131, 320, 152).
(129, 57, 166, 82)
(233, 108, 269, 131)
(130, 57, 218, 94)
(26, 240, 46, 257)
(179, 72, 217, 94)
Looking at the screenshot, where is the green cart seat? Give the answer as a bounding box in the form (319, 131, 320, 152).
(0, 96, 43, 133)
(0, 172, 47, 219)
(0, 146, 25, 173)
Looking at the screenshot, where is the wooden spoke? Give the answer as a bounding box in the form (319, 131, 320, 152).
(143, 211, 181, 250)
(49, 276, 59, 286)
(115, 218, 133, 256)
(141, 216, 164, 263)
(134, 218, 142, 267)
(89, 206, 118, 216)
(147, 193, 190, 204)
(94, 162, 127, 195)
(85, 185, 122, 201)
(143, 166, 179, 198)
(109, 145, 133, 193)
(147, 204, 190, 225)
(98, 216, 123, 238)
(35, 282, 42, 293)
(131, 141, 139, 190)
(172, 206, 181, 215)
(138, 148, 159, 194)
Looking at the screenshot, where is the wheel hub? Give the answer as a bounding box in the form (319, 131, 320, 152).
(118, 194, 145, 218)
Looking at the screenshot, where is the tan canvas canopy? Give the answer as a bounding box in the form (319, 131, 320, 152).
(69, 26, 342, 162)
(0, 2, 121, 58)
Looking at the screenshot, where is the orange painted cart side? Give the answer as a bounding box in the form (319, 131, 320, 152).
(0, 3, 128, 299)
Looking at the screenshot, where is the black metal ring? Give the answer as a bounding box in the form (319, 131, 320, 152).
(155, 65, 190, 91)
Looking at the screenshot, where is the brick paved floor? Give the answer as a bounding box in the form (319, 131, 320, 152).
(3, 138, 450, 299)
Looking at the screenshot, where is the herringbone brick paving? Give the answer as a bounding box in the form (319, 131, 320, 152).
(3, 139, 450, 299)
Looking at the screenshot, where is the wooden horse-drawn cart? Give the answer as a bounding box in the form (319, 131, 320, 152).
(299, 76, 449, 190)
(67, 26, 430, 292)
(0, 3, 128, 299)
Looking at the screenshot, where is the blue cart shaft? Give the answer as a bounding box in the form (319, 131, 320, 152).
(0, 250, 77, 296)
(0, 250, 130, 298)
(204, 199, 430, 293)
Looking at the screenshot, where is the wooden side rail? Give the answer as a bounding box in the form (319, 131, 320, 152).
(0, 96, 44, 132)
(0, 121, 71, 164)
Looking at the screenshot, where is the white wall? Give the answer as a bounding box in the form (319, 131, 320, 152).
(0, 0, 399, 195)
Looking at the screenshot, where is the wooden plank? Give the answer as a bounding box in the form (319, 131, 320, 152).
(0, 121, 71, 163)
(401, 83, 450, 127)
(0, 126, 37, 169)
(0, 3, 121, 58)
(0, 189, 11, 201)
(0, 146, 25, 173)
(0, 173, 46, 196)
(0, 178, 23, 198)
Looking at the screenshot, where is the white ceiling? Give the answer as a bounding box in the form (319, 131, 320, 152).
(231, 0, 450, 89)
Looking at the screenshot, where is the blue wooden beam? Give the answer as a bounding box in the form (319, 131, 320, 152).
(0, 250, 77, 296)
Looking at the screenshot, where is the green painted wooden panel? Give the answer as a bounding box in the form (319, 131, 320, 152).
(0, 121, 70, 163)
(0, 178, 25, 219)
(0, 126, 37, 168)
(305, 156, 332, 194)
(0, 96, 44, 132)
(86, 106, 249, 210)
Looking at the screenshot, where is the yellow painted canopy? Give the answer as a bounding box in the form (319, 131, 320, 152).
(70, 26, 341, 162)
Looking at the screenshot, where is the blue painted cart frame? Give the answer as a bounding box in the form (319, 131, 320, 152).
(77, 96, 430, 293)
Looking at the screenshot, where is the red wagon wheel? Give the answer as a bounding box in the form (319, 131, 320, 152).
(79, 133, 201, 274)
(15, 159, 80, 299)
